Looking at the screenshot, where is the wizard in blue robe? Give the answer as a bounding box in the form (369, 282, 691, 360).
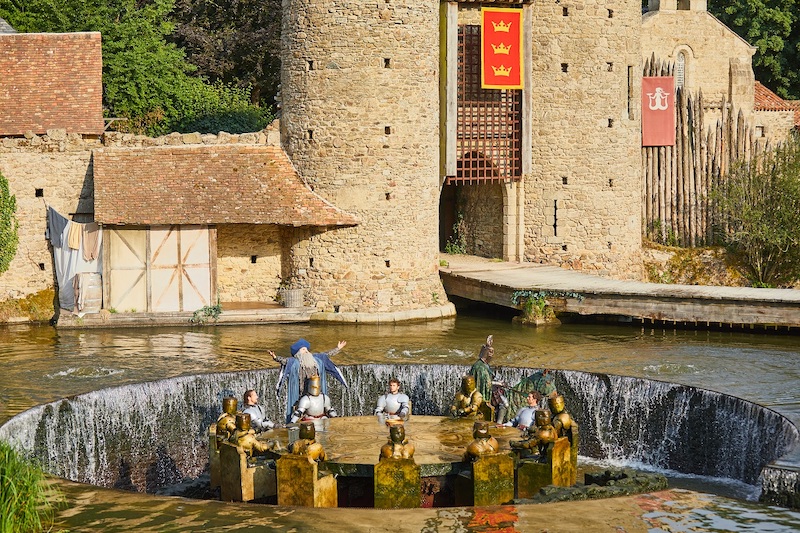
(273, 338, 348, 423)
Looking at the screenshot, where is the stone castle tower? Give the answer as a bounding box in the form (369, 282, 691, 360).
(279, 0, 449, 315)
(279, 0, 646, 316)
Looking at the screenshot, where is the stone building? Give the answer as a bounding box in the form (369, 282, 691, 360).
(0, 2, 796, 321)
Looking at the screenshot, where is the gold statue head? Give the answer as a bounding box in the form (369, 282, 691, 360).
(305, 375, 322, 396)
(299, 421, 316, 440)
(472, 420, 490, 439)
(222, 396, 237, 415)
(461, 375, 477, 395)
(534, 409, 551, 427)
(235, 412, 251, 431)
(548, 394, 565, 414)
(389, 424, 406, 444)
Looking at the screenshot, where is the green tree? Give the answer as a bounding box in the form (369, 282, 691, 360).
(712, 134, 800, 286)
(709, 0, 799, 100)
(0, 171, 19, 275)
(170, 0, 282, 107)
(0, 0, 272, 135)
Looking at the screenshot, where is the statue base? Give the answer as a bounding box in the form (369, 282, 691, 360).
(276, 454, 338, 507)
(218, 442, 277, 502)
(516, 437, 574, 498)
(455, 453, 515, 506)
(374, 458, 421, 508)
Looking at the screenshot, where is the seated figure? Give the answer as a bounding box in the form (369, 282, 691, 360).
(375, 378, 410, 420)
(291, 375, 337, 423)
(549, 394, 577, 441)
(215, 396, 238, 443)
(450, 375, 484, 418)
(510, 409, 559, 459)
(230, 413, 280, 458)
(241, 389, 275, 432)
(503, 391, 541, 430)
(464, 421, 500, 461)
(289, 421, 327, 462)
(379, 423, 415, 460)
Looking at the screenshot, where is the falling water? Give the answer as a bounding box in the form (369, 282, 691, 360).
(0, 364, 797, 500)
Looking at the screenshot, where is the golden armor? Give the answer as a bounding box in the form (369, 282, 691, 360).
(215, 396, 238, 443)
(510, 409, 558, 457)
(464, 421, 500, 461)
(379, 423, 415, 460)
(450, 375, 485, 418)
(289, 422, 327, 462)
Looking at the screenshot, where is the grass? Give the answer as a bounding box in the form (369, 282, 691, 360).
(0, 441, 61, 532)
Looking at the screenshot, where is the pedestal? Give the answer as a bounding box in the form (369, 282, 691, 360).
(374, 458, 421, 509)
(276, 454, 338, 507)
(218, 442, 277, 502)
(208, 424, 221, 489)
(516, 436, 573, 499)
(454, 453, 515, 506)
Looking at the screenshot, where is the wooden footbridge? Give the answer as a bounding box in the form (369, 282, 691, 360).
(439, 255, 800, 332)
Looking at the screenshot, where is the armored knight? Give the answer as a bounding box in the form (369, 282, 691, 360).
(230, 413, 279, 458)
(449, 375, 484, 418)
(375, 378, 410, 420)
(291, 375, 337, 423)
(215, 396, 238, 443)
(510, 409, 558, 458)
(379, 423, 415, 460)
(289, 421, 327, 461)
(548, 394, 577, 442)
(464, 421, 500, 461)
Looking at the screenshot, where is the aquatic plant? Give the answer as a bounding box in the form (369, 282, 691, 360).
(0, 441, 60, 532)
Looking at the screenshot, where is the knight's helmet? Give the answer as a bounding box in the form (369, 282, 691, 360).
(222, 396, 237, 415)
(472, 420, 490, 439)
(305, 375, 322, 396)
(299, 421, 316, 440)
(548, 394, 566, 414)
(534, 409, 551, 427)
(461, 375, 477, 395)
(389, 423, 406, 444)
(235, 412, 252, 431)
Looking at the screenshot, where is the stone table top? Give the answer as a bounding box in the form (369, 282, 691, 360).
(260, 415, 523, 477)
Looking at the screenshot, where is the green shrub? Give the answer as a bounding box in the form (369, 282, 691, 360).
(0, 441, 59, 533)
(0, 171, 19, 275)
(712, 133, 800, 286)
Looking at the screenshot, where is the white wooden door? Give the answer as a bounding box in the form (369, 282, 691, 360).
(107, 226, 211, 313)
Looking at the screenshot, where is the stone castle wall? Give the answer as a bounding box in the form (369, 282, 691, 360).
(279, 0, 448, 313)
(527, 0, 644, 279)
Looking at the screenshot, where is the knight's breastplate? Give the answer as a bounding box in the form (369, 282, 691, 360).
(383, 394, 406, 414)
(303, 394, 327, 417)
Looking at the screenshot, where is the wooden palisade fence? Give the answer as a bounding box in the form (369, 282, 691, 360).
(642, 55, 770, 247)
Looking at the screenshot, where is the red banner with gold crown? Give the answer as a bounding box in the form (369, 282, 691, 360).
(481, 7, 523, 89)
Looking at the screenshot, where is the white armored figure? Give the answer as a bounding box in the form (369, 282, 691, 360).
(375, 380, 410, 419)
(291, 375, 337, 423)
(375, 378, 410, 420)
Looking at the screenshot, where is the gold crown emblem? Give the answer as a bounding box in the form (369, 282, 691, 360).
(492, 20, 512, 32)
(492, 64, 512, 77)
(491, 42, 511, 55)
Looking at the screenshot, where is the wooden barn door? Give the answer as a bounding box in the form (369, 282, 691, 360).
(106, 226, 211, 313)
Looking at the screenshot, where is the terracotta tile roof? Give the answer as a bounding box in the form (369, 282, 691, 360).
(0, 32, 103, 135)
(785, 100, 800, 129)
(93, 145, 360, 227)
(754, 81, 793, 111)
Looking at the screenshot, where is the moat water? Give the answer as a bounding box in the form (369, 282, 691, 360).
(1, 310, 799, 530)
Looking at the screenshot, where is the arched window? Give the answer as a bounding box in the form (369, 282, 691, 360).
(676, 52, 685, 89)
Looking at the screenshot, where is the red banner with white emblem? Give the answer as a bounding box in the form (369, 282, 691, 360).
(481, 8, 523, 90)
(642, 76, 675, 146)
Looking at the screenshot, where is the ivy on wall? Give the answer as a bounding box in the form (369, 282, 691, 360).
(0, 171, 19, 274)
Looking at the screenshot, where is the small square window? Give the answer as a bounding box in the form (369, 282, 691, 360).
(35, 188, 44, 197)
